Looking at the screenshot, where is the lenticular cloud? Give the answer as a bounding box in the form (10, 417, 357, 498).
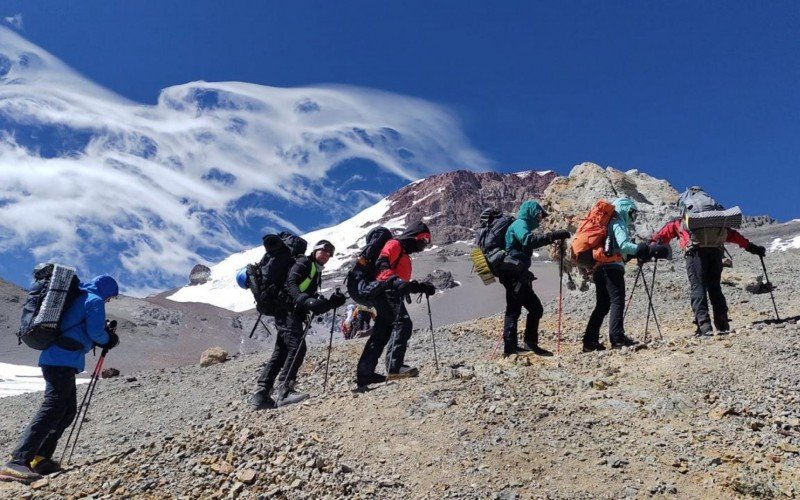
(0, 26, 489, 292)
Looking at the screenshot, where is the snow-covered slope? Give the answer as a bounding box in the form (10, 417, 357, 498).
(167, 198, 405, 311)
(0, 26, 489, 293)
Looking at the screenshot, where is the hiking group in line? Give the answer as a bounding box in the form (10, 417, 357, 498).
(1, 185, 770, 484)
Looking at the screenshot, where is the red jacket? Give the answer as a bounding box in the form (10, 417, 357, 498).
(375, 239, 412, 282)
(651, 219, 749, 250)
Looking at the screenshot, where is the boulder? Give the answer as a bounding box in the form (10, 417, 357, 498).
(189, 264, 212, 285)
(200, 347, 228, 367)
(421, 269, 458, 290)
(101, 367, 120, 378)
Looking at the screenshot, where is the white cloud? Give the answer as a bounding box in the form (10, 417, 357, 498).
(0, 26, 491, 292)
(3, 14, 22, 31)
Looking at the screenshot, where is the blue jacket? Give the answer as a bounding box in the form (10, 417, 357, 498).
(39, 275, 118, 372)
(600, 198, 640, 269)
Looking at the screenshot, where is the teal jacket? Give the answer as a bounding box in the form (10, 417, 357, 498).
(600, 198, 639, 269)
(505, 200, 549, 270)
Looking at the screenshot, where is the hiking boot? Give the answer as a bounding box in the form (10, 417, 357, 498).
(582, 342, 606, 353)
(250, 389, 276, 410)
(29, 456, 61, 476)
(387, 365, 419, 380)
(524, 344, 553, 357)
(0, 461, 42, 484)
(356, 372, 386, 387)
(275, 382, 309, 407)
(695, 322, 714, 338)
(715, 319, 731, 334)
(610, 336, 639, 349)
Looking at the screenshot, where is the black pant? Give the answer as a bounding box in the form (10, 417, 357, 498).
(257, 311, 308, 393)
(499, 276, 543, 353)
(357, 290, 412, 376)
(685, 247, 728, 330)
(12, 366, 77, 464)
(584, 266, 626, 345)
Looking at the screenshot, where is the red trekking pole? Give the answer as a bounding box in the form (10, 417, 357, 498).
(60, 347, 108, 466)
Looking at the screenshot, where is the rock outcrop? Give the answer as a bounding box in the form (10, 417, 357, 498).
(384, 169, 557, 243)
(189, 264, 212, 285)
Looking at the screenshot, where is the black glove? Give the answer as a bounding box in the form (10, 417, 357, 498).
(406, 280, 423, 294)
(328, 291, 346, 309)
(104, 319, 117, 334)
(102, 331, 120, 350)
(389, 276, 410, 295)
(420, 281, 436, 296)
(635, 242, 651, 263)
(548, 230, 571, 242)
(746, 243, 766, 257)
(303, 297, 330, 314)
(649, 243, 670, 260)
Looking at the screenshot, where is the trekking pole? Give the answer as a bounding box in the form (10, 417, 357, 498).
(624, 265, 643, 319)
(643, 260, 657, 338)
(759, 255, 781, 321)
(639, 265, 663, 341)
(556, 240, 564, 356)
(323, 289, 340, 393)
(278, 313, 315, 397)
(426, 294, 439, 371)
(61, 348, 108, 466)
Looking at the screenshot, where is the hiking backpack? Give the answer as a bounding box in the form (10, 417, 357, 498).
(678, 187, 741, 248)
(475, 209, 516, 273)
(570, 200, 621, 269)
(18, 263, 83, 350)
(346, 226, 394, 306)
(245, 232, 308, 316)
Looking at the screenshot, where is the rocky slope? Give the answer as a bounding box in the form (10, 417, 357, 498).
(1, 244, 798, 498)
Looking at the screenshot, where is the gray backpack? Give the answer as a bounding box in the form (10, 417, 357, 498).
(678, 187, 727, 248)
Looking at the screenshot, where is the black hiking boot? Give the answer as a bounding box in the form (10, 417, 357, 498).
(29, 457, 61, 476)
(521, 343, 553, 357)
(582, 342, 606, 353)
(610, 336, 639, 349)
(715, 318, 731, 334)
(387, 365, 419, 380)
(0, 461, 42, 484)
(250, 389, 276, 410)
(356, 372, 386, 387)
(695, 322, 714, 338)
(275, 382, 309, 407)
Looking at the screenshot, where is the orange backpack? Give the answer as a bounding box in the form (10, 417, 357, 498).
(570, 200, 623, 268)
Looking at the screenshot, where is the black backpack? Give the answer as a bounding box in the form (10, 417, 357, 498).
(246, 232, 308, 316)
(346, 226, 394, 306)
(475, 209, 515, 273)
(19, 263, 84, 351)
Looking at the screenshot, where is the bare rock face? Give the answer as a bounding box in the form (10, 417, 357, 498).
(200, 347, 228, 367)
(189, 264, 212, 285)
(383, 169, 557, 243)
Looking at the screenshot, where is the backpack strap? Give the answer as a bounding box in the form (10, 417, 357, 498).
(299, 262, 318, 293)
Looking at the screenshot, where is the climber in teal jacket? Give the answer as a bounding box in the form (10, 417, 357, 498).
(501, 199, 570, 356)
(583, 198, 652, 352)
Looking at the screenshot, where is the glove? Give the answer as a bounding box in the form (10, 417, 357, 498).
(649, 243, 670, 260)
(420, 281, 436, 296)
(104, 319, 117, 335)
(389, 276, 410, 295)
(303, 297, 330, 314)
(746, 243, 766, 257)
(407, 280, 423, 294)
(635, 242, 651, 263)
(102, 331, 120, 350)
(328, 291, 346, 309)
(548, 230, 571, 242)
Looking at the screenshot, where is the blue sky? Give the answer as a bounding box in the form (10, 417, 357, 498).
(0, 1, 798, 292)
(4, 1, 798, 220)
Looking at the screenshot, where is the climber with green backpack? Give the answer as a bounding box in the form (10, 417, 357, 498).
(651, 186, 765, 336)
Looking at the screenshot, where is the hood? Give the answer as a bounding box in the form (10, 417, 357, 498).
(612, 198, 638, 227)
(398, 221, 431, 254)
(516, 200, 544, 230)
(80, 274, 119, 300)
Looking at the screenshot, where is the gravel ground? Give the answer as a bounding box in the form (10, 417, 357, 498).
(0, 248, 798, 499)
